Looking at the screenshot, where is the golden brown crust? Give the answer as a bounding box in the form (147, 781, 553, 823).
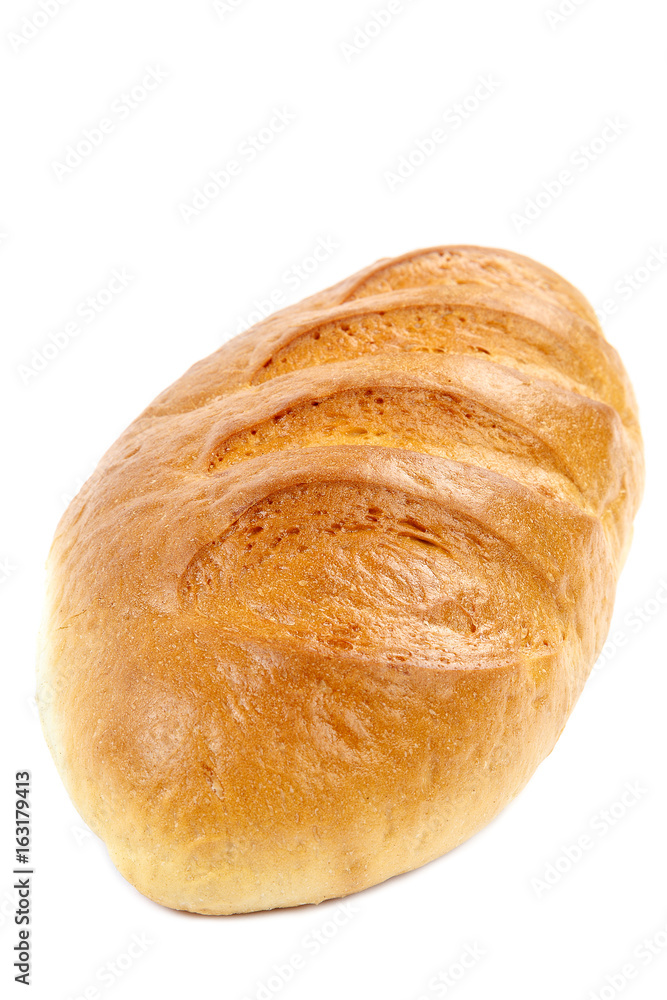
(37, 246, 644, 914)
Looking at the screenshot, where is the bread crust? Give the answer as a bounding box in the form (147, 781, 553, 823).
(37, 246, 644, 914)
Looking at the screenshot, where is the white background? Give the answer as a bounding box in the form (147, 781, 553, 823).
(1, 1, 666, 998)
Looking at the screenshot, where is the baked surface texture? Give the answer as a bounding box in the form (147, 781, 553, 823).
(37, 245, 644, 914)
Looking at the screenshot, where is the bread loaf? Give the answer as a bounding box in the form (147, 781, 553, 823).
(37, 245, 644, 914)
